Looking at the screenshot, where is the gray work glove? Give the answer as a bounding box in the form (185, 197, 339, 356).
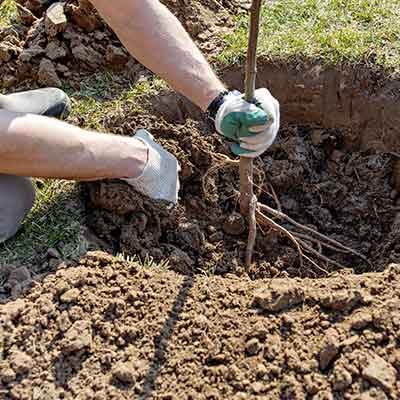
(123, 129, 180, 204)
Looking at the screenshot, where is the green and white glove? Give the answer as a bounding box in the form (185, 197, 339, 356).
(210, 88, 280, 158)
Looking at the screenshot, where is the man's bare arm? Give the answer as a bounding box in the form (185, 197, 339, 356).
(0, 111, 147, 180)
(90, 0, 226, 111)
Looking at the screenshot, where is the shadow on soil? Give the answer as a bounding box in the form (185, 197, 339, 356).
(140, 275, 194, 399)
(0, 181, 81, 302)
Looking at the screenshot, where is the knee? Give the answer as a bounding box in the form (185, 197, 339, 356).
(0, 175, 35, 243)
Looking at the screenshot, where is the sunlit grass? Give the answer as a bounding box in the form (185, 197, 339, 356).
(218, 0, 400, 74)
(0, 180, 81, 265)
(0, 0, 17, 27)
(66, 72, 166, 130)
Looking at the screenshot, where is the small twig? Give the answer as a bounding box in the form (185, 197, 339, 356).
(293, 232, 350, 254)
(267, 182, 282, 212)
(302, 254, 329, 276)
(296, 237, 345, 270)
(354, 167, 361, 184)
(212, 153, 240, 164)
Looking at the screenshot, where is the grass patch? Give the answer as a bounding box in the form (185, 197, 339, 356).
(0, 180, 81, 265)
(0, 0, 17, 27)
(66, 72, 166, 130)
(219, 0, 400, 73)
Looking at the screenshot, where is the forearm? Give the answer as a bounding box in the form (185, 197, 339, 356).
(90, 0, 226, 111)
(0, 111, 147, 180)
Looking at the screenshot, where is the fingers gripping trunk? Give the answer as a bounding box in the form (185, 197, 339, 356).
(214, 89, 280, 158)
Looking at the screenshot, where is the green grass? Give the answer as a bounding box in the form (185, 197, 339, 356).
(66, 72, 166, 130)
(219, 0, 400, 74)
(0, 180, 81, 265)
(0, 0, 17, 27)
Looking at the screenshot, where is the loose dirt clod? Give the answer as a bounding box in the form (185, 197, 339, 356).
(9, 350, 33, 375)
(112, 362, 136, 384)
(44, 2, 67, 37)
(222, 212, 246, 236)
(245, 338, 262, 355)
(59, 288, 80, 303)
(252, 281, 304, 312)
(350, 310, 373, 330)
(60, 320, 92, 354)
(361, 352, 397, 392)
(38, 57, 61, 86)
(319, 330, 341, 370)
(319, 290, 363, 312)
(4, 266, 32, 298)
(68, 0, 103, 33)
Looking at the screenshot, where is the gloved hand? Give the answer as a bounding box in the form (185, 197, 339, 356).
(123, 129, 180, 204)
(210, 88, 280, 158)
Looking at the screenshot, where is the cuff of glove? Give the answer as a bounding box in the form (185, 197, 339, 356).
(125, 138, 161, 193)
(122, 130, 180, 204)
(206, 90, 231, 122)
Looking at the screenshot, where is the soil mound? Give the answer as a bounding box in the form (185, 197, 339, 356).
(1, 251, 400, 399)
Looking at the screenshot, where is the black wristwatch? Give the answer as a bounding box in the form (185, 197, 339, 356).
(206, 91, 230, 124)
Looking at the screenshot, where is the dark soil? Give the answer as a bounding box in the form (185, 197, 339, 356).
(83, 93, 399, 279)
(1, 251, 400, 399)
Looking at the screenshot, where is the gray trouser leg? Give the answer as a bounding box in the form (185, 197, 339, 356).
(0, 175, 36, 243)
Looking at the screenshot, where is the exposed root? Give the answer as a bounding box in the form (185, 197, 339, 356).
(295, 237, 344, 271)
(292, 232, 351, 255)
(256, 210, 304, 270)
(202, 153, 239, 200)
(202, 153, 369, 274)
(211, 153, 240, 164)
(302, 254, 329, 276)
(258, 203, 373, 268)
(255, 208, 348, 275)
(267, 182, 282, 212)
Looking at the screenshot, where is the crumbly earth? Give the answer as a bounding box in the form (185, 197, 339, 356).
(1, 251, 400, 399)
(83, 94, 398, 279)
(0, 0, 238, 89)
